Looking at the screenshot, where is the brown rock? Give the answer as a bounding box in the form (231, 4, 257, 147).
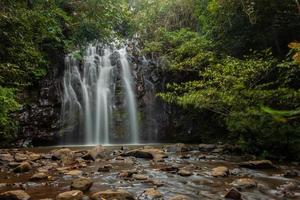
(14, 153, 28, 162)
(121, 148, 167, 160)
(91, 189, 134, 200)
(82, 145, 107, 161)
(231, 178, 257, 190)
(71, 177, 93, 192)
(0, 153, 14, 162)
(98, 164, 112, 172)
(52, 148, 73, 160)
(65, 170, 83, 177)
(13, 162, 32, 173)
(224, 188, 241, 199)
(0, 190, 30, 200)
(138, 188, 163, 200)
(30, 172, 48, 181)
(211, 166, 229, 177)
(239, 160, 275, 169)
(28, 153, 41, 161)
(132, 174, 148, 180)
(56, 190, 83, 200)
(178, 169, 192, 177)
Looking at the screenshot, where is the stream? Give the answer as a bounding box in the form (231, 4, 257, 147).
(0, 144, 299, 199)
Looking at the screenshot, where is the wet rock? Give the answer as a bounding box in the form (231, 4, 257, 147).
(52, 148, 74, 164)
(82, 145, 107, 161)
(65, 170, 83, 177)
(276, 182, 298, 198)
(198, 144, 216, 152)
(211, 166, 229, 177)
(159, 166, 179, 173)
(71, 177, 93, 192)
(169, 195, 190, 200)
(0, 153, 14, 162)
(283, 170, 299, 178)
(118, 169, 138, 178)
(224, 188, 241, 200)
(9, 162, 21, 168)
(230, 178, 257, 190)
(121, 148, 167, 160)
(178, 169, 192, 177)
(56, 190, 83, 200)
(98, 164, 112, 172)
(239, 160, 275, 169)
(91, 189, 134, 200)
(13, 162, 32, 173)
(28, 153, 41, 161)
(14, 153, 28, 162)
(164, 143, 187, 153)
(133, 174, 148, 180)
(138, 188, 163, 200)
(148, 179, 164, 187)
(30, 172, 48, 181)
(0, 190, 30, 200)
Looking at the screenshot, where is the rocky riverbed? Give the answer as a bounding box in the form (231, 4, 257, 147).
(0, 144, 299, 200)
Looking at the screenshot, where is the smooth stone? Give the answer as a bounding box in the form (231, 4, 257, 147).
(224, 188, 241, 199)
(211, 166, 229, 177)
(239, 160, 275, 169)
(121, 148, 167, 160)
(91, 189, 134, 200)
(30, 172, 48, 181)
(82, 145, 107, 161)
(65, 170, 83, 176)
(14, 153, 28, 162)
(13, 162, 32, 173)
(0, 190, 30, 200)
(138, 188, 163, 200)
(71, 177, 93, 192)
(178, 169, 192, 177)
(56, 190, 83, 200)
(132, 174, 148, 180)
(230, 178, 257, 190)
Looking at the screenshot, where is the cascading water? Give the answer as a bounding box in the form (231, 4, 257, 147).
(119, 48, 139, 144)
(62, 44, 139, 145)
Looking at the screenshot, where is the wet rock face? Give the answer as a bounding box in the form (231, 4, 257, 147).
(17, 53, 63, 147)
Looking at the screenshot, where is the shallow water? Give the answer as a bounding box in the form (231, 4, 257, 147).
(0, 145, 299, 199)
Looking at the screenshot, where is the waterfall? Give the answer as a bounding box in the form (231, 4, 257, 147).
(119, 47, 139, 144)
(62, 44, 139, 145)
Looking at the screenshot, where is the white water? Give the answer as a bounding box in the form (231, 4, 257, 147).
(62, 44, 139, 145)
(119, 48, 139, 144)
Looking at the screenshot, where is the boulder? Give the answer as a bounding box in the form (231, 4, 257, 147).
(0, 153, 14, 162)
(230, 178, 257, 190)
(239, 160, 275, 169)
(71, 177, 93, 192)
(91, 189, 134, 200)
(0, 190, 30, 200)
(198, 144, 216, 152)
(13, 162, 32, 173)
(132, 174, 148, 180)
(82, 145, 107, 161)
(164, 143, 187, 153)
(30, 172, 48, 181)
(98, 164, 112, 172)
(65, 170, 83, 177)
(224, 188, 241, 199)
(28, 153, 41, 161)
(122, 148, 167, 160)
(178, 169, 192, 177)
(14, 153, 28, 162)
(52, 148, 73, 160)
(56, 190, 83, 200)
(211, 166, 229, 177)
(138, 188, 163, 200)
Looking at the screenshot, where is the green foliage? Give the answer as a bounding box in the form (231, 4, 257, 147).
(0, 87, 20, 141)
(0, 0, 131, 141)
